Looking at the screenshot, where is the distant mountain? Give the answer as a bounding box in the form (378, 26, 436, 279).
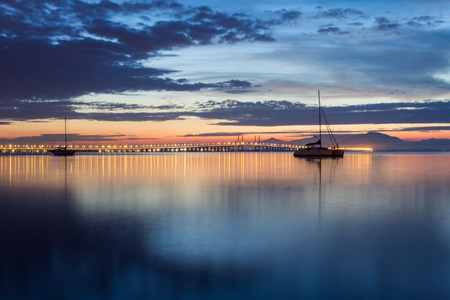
(263, 138, 287, 144)
(339, 132, 406, 151)
(262, 132, 450, 151)
(341, 131, 402, 145)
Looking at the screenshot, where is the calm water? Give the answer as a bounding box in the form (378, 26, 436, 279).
(1, 152, 450, 299)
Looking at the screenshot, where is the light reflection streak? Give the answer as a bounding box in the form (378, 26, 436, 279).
(2, 152, 448, 208)
(9, 155, 12, 188)
(241, 153, 245, 184)
(124, 154, 128, 181)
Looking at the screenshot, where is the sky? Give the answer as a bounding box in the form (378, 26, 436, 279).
(1, 0, 449, 146)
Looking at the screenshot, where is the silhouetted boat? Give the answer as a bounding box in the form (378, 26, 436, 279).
(294, 91, 344, 157)
(49, 118, 76, 156)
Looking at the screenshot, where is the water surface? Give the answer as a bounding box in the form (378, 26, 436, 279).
(1, 152, 450, 299)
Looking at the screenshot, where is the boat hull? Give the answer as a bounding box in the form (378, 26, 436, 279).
(49, 149, 76, 156)
(293, 148, 344, 157)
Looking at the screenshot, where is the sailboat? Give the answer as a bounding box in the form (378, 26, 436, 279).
(293, 90, 344, 157)
(49, 117, 76, 156)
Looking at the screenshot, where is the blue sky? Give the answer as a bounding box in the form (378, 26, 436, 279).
(0, 0, 449, 144)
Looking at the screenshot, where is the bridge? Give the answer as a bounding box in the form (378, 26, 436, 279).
(1, 141, 301, 154)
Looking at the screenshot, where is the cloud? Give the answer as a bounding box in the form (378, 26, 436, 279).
(82, 101, 185, 112)
(183, 132, 246, 137)
(0, 133, 155, 145)
(269, 9, 302, 24)
(298, 27, 450, 95)
(92, 99, 450, 126)
(0, 98, 172, 121)
(301, 8, 448, 96)
(406, 16, 444, 28)
(190, 99, 450, 127)
(0, 0, 277, 106)
(315, 8, 365, 19)
(68, 133, 155, 142)
(2, 99, 450, 145)
(373, 17, 400, 31)
(398, 126, 450, 132)
(317, 25, 349, 35)
(2, 95, 450, 127)
(216, 79, 254, 93)
(311, 8, 443, 35)
(181, 130, 312, 138)
(327, 101, 450, 125)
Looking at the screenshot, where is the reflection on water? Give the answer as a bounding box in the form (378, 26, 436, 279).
(1, 153, 450, 299)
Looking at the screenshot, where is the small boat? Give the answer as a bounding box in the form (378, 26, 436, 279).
(294, 91, 344, 157)
(49, 118, 76, 156)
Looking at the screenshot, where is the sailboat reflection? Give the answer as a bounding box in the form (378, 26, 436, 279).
(304, 157, 341, 226)
(54, 156, 71, 199)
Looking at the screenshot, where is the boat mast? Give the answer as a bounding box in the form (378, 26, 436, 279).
(64, 117, 67, 150)
(318, 90, 322, 148)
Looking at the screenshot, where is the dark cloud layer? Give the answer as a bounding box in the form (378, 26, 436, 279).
(0, 0, 281, 105)
(0, 133, 145, 145)
(315, 7, 365, 19)
(317, 25, 349, 35)
(1, 99, 450, 144)
(373, 17, 400, 31)
(3, 98, 449, 126)
(192, 99, 450, 126)
(399, 126, 450, 132)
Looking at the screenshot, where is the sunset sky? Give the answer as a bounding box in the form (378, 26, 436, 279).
(1, 0, 449, 145)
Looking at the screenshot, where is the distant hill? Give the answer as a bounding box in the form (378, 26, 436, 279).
(263, 138, 287, 144)
(262, 132, 450, 151)
(339, 132, 406, 151)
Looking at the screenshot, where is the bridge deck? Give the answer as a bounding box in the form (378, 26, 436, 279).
(1, 142, 300, 154)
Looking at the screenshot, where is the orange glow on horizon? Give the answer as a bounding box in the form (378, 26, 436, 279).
(1, 119, 450, 145)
